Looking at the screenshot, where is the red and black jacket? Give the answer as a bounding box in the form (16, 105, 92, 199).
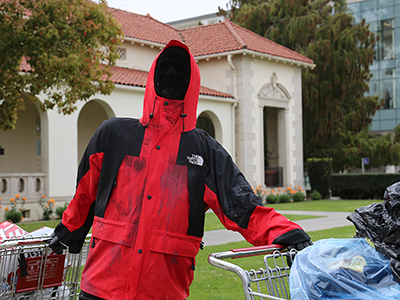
(54, 39, 308, 300)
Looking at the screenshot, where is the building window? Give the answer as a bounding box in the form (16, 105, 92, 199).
(35, 178, 41, 192)
(36, 116, 41, 132)
(377, 19, 395, 61)
(367, 69, 396, 110)
(18, 178, 25, 193)
(36, 140, 41, 155)
(381, 69, 396, 110)
(1, 179, 7, 193)
(117, 47, 127, 60)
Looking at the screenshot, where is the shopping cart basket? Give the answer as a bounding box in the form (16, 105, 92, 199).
(0, 234, 91, 300)
(208, 244, 297, 300)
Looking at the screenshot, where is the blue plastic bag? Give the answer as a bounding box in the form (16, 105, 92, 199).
(289, 238, 400, 299)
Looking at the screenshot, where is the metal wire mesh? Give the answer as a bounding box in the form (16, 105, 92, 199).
(0, 235, 91, 300)
(244, 249, 295, 300)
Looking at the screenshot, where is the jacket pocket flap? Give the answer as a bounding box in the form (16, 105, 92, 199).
(149, 230, 202, 258)
(92, 216, 137, 247)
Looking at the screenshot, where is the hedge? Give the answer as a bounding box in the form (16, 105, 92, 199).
(331, 173, 400, 199)
(306, 158, 332, 199)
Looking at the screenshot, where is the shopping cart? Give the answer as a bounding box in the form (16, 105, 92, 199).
(208, 245, 297, 300)
(0, 234, 91, 300)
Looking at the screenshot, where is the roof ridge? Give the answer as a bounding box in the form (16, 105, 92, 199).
(228, 21, 311, 61)
(109, 7, 182, 37)
(107, 7, 145, 18)
(179, 21, 223, 32)
(223, 19, 247, 49)
(144, 13, 183, 35)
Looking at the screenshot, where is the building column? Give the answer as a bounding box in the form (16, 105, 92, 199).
(46, 110, 79, 201)
(277, 108, 289, 186)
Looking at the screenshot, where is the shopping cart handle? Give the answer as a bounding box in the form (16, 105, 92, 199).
(230, 244, 286, 259)
(0, 239, 49, 250)
(209, 244, 287, 261)
(230, 244, 285, 253)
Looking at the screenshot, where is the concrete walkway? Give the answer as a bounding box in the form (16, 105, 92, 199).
(203, 210, 353, 246)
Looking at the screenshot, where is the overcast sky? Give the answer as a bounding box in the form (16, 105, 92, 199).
(105, 0, 229, 23)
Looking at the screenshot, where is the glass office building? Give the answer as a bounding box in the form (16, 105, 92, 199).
(347, 0, 400, 133)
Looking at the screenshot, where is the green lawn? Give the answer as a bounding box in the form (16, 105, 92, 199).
(205, 212, 322, 231)
(18, 220, 60, 232)
(267, 199, 382, 212)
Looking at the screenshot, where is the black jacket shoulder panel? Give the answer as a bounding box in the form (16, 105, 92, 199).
(78, 117, 145, 217)
(76, 117, 144, 185)
(178, 129, 262, 230)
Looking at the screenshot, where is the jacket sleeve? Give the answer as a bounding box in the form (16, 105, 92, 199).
(202, 136, 309, 247)
(53, 121, 109, 253)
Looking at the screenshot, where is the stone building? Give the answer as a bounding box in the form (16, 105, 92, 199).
(0, 7, 314, 220)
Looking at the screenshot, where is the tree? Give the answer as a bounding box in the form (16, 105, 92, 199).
(224, 0, 400, 171)
(0, 0, 123, 131)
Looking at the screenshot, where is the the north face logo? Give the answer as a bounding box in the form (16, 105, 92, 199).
(187, 154, 204, 166)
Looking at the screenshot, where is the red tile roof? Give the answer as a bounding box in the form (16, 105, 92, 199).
(110, 66, 148, 87)
(18, 58, 233, 98)
(108, 8, 181, 45)
(181, 20, 313, 64)
(19, 7, 311, 99)
(109, 8, 313, 64)
(111, 66, 234, 99)
(199, 86, 233, 99)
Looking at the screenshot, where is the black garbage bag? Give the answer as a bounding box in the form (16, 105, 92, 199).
(347, 181, 400, 283)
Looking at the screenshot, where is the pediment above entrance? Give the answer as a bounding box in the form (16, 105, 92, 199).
(258, 72, 291, 101)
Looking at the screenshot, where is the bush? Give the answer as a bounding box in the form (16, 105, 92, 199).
(310, 190, 322, 201)
(5, 210, 23, 223)
(56, 203, 69, 219)
(306, 158, 332, 199)
(279, 194, 291, 203)
(292, 192, 305, 202)
(331, 173, 400, 199)
(4, 194, 25, 223)
(266, 194, 278, 204)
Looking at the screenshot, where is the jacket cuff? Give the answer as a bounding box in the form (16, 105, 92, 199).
(68, 241, 84, 253)
(54, 222, 85, 254)
(272, 229, 311, 246)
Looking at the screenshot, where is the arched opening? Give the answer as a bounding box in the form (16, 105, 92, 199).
(196, 110, 222, 144)
(78, 100, 114, 162)
(196, 114, 215, 138)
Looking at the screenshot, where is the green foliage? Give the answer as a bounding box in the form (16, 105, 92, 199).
(266, 194, 278, 204)
(292, 192, 305, 202)
(4, 194, 25, 223)
(331, 173, 400, 199)
(310, 190, 322, 201)
(5, 210, 23, 223)
(55, 203, 68, 219)
(0, 0, 123, 131)
(306, 158, 332, 199)
(278, 194, 291, 203)
(225, 0, 397, 172)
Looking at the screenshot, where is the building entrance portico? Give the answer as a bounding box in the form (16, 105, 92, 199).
(259, 72, 292, 188)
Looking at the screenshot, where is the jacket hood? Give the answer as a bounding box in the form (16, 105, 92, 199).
(139, 39, 200, 132)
